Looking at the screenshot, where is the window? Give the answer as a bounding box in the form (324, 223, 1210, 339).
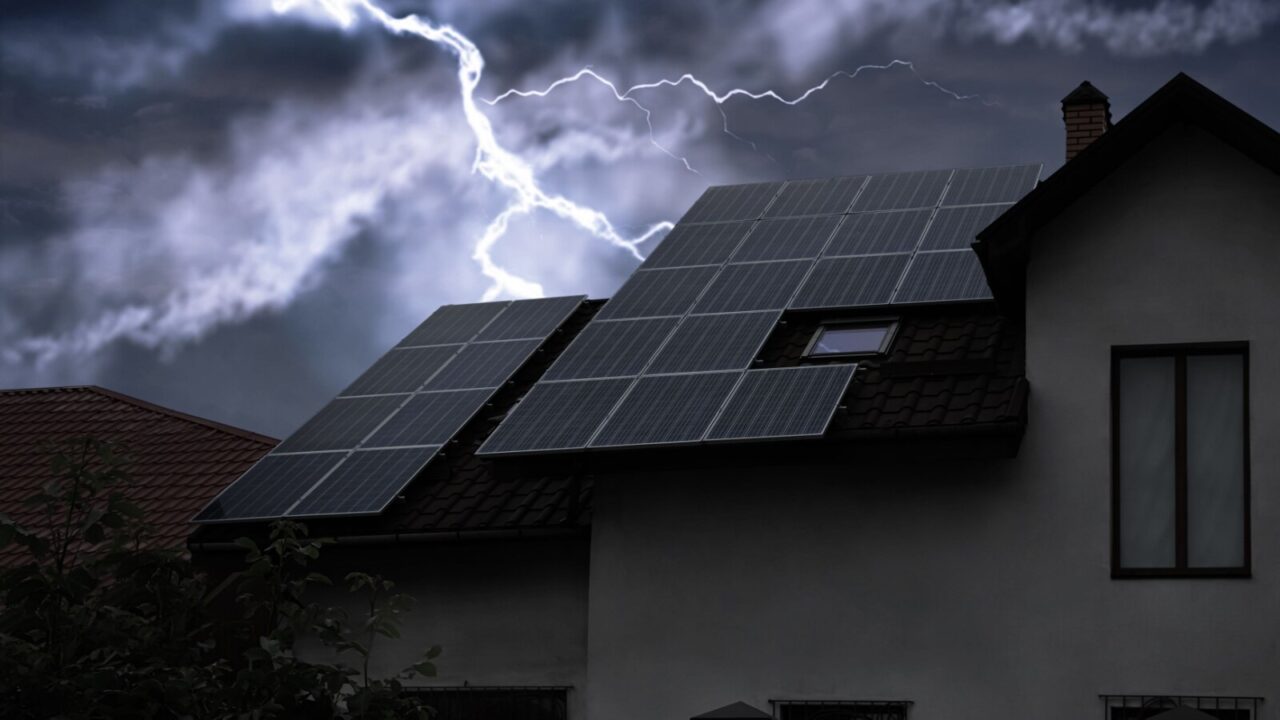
(776, 700, 910, 720)
(805, 321, 896, 357)
(408, 687, 568, 720)
(1111, 343, 1250, 577)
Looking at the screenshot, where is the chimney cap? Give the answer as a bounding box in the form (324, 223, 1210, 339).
(1062, 80, 1109, 105)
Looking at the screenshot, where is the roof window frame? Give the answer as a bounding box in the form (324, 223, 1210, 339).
(802, 318, 899, 359)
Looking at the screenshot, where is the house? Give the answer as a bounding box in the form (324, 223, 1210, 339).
(0, 386, 275, 565)
(190, 73, 1278, 719)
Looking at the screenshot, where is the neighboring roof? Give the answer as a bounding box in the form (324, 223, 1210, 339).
(0, 386, 275, 564)
(691, 702, 773, 719)
(976, 72, 1280, 304)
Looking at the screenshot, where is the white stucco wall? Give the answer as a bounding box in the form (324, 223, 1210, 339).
(584, 122, 1280, 720)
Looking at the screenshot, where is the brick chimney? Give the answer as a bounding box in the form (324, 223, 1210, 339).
(1062, 81, 1112, 161)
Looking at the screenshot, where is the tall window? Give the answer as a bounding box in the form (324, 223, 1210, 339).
(1112, 343, 1250, 577)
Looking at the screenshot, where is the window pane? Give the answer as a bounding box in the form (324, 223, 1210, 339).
(811, 325, 888, 355)
(1186, 354, 1246, 568)
(1118, 357, 1177, 568)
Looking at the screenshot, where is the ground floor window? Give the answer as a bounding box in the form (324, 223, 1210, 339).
(407, 686, 568, 720)
(774, 700, 910, 720)
(1102, 695, 1260, 719)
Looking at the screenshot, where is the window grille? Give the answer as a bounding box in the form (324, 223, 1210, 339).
(773, 700, 910, 720)
(1101, 695, 1262, 719)
(407, 686, 569, 720)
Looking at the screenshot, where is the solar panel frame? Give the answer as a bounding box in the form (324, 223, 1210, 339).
(677, 182, 783, 224)
(822, 209, 933, 258)
(917, 204, 1012, 251)
(474, 295, 584, 341)
(640, 222, 753, 269)
(849, 169, 953, 212)
(477, 377, 634, 455)
(790, 254, 911, 309)
(422, 338, 542, 390)
(727, 216, 843, 262)
(193, 452, 346, 523)
(338, 345, 461, 397)
(594, 266, 720, 320)
(397, 301, 509, 347)
(274, 395, 410, 454)
(764, 176, 867, 217)
(542, 317, 679, 380)
(692, 260, 813, 314)
(645, 311, 779, 374)
(704, 364, 857, 442)
(362, 388, 495, 448)
(286, 446, 441, 518)
(942, 164, 1041, 206)
(588, 371, 743, 449)
(892, 249, 993, 304)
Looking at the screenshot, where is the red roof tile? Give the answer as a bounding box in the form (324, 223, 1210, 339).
(0, 386, 275, 565)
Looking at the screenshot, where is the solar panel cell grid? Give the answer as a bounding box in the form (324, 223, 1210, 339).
(474, 295, 583, 341)
(288, 446, 440, 517)
(850, 169, 952, 212)
(589, 371, 741, 448)
(594, 266, 720, 320)
(397, 301, 508, 347)
(692, 260, 812, 314)
(542, 317, 678, 380)
(678, 182, 783, 223)
(339, 345, 461, 397)
(790, 254, 910, 309)
(822, 209, 932, 257)
(918, 204, 1011, 251)
(423, 338, 542, 390)
(705, 364, 856, 441)
(274, 395, 408, 453)
(194, 452, 345, 522)
(640, 222, 753, 269)
(942, 164, 1040, 206)
(646, 311, 779, 374)
(363, 389, 494, 448)
(478, 378, 633, 455)
(728, 216, 842, 262)
(764, 176, 866, 217)
(893, 250, 992, 303)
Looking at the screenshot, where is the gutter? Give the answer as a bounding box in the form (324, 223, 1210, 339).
(188, 525, 587, 553)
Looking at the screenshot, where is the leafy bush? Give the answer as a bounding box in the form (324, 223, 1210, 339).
(0, 437, 440, 719)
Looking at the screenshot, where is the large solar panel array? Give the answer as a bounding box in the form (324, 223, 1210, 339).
(478, 164, 1039, 457)
(195, 295, 584, 523)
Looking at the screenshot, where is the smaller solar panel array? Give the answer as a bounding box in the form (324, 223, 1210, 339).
(195, 295, 584, 523)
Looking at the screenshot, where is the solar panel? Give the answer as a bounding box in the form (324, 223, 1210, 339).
(641, 222, 753, 269)
(193, 452, 345, 522)
(692, 260, 812, 314)
(942, 164, 1041, 206)
(705, 364, 855, 442)
(594, 266, 719, 320)
(728, 216, 842, 262)
(589, 371, 741, 448)
(646, 311, 779, 374)
(542, 317, 678, 380)
(398, 301, 507, 347)
(893, 250, 992, 303)
(338, 345, 461, 397)
(274, 395, 408, 453)
(918, 204, 1011, 251)
(423, 338, 542, 390)
(790, 254, 910, 309)
(287, 446, 440, 518)
(850, 169, 952, 212)
(823, 209, 932, 257)
(363, 389, 494, 447)
(764, 176, 866, 217)
(678, 182, 782, 224)
(474, 295, 583, 341)
(477, 378, 633, 455)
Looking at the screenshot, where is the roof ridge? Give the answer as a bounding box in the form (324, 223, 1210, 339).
(0, 385, 277, 447)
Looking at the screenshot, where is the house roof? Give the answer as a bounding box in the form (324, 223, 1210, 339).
(976, 72, 1280, 305)
(0, 385, 275, 564)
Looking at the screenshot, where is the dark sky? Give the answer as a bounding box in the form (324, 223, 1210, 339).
(2, 0, 1278, 438)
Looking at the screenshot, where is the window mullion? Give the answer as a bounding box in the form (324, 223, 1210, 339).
(1174, 353, 1189, 569)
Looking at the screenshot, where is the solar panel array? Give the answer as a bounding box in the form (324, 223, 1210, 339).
(195, 295, 585, 523)
(479, 164, 1039, 457)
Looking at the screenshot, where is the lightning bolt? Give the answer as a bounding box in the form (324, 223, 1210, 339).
(274, 0, 671, 302)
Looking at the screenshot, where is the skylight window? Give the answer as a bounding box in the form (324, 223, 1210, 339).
(805, 321, 896, 357)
